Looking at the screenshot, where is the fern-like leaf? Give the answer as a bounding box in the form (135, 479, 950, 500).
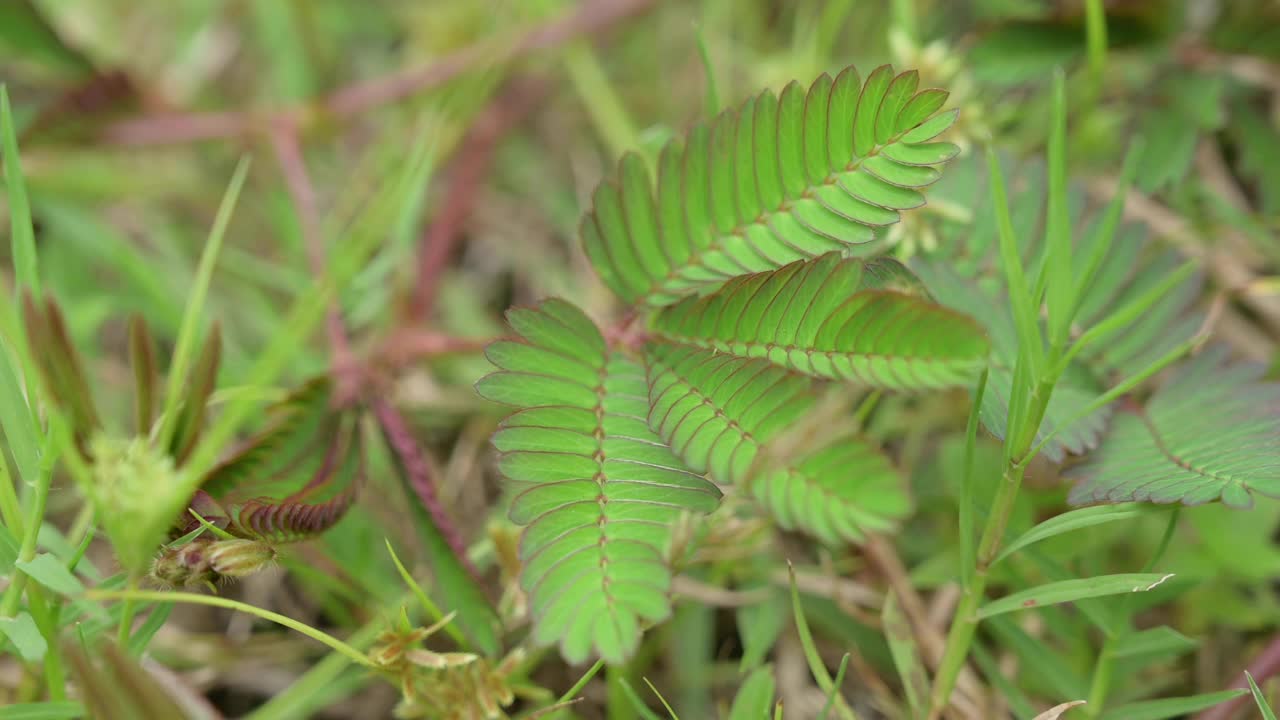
(643, 344, 910, 543)
(582, 65, 960, 307)
(192, 377, 361, 543)
(476, 299, 721, 664)
(651, 253, 988, 390)
(1067, 347, 1280, 508)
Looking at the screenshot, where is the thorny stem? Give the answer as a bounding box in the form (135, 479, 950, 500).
(371, 397, 481, 584)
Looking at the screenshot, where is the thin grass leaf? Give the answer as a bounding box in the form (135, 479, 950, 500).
(1044, 70, 1073, 350)
(960, 369, 988, 589)
(169, 323, 221, 466)
(1248, 672, 1278, 720)
(977, 573, 1175, 620)
(882, 591, 927, 716)
(583, 64, 957, 307)
(1096, 690, 1247, 720)
(616, 678, 665, 720)
(157, 157, 250, 452)
(1109, 626, 1197, 661)
(644, 678, 680, 720)
(1067, 347, 1280, 507)
(993, 505, 1144, 566)
(787, 564, 856, 720)
(1, 86, 38, 296)
(987, 147, 1043, 379)
(1071, 140, 1142, 321)
(383, 539, 467, 648)
(0, 336, 40, 489)
(819, 654, 851, 720)
(128, 315, 157, 437)
(0, 702, 85, 720)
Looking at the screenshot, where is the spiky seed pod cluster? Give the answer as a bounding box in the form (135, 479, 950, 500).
(149, 537, 276, 589)
(90, 433, 189, 576)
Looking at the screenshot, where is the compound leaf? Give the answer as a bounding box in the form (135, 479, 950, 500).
(1067, 347, 1280, 508)
(652, 253, 988, 390)
(643, 344, 909, 544)
(194, 377, 361, 543)
(583, 65, 959, 307)
(478, 299, 721, 664)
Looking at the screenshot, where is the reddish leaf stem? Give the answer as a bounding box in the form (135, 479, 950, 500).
(269, 122, 362, 404)
(370, 397, 481, 583)
(403, 78, 548, 325)
(100, 0, 654, 146)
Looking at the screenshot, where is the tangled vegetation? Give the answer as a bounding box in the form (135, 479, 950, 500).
(1, 1, 1279, 719)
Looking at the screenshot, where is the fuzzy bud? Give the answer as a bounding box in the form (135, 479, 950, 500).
(207, 539, 276, 578)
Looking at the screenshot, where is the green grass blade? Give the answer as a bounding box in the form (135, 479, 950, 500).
(1, 86, 38, 297)
(1248, 672, 1277, 720)
(1096, 690, 1247, 720)
(819, 654, 851, 720)
(882, 592, 927, 716)
(615, 677, 664, 720)
(0, 701, 85, 719)
(0, 336, 40, 496)
(959, 368, 988, 589)
(383, 539, 467, 648)
(977, 573, 1175, 620)
(1084, 0, 1107, 86)
(157, 157, 251, 452)
(1062, 262, 1197, 367)
(993, 505, 1144, 567)
(788, 564, 857, 720)
(1071, 139, 1143, 321)
(1045, 70, 1073, 352)
(987, 146, 1043, 379)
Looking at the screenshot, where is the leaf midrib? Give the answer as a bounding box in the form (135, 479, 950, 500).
(637, 134, 912, 307)
(651, 332, 982, 366)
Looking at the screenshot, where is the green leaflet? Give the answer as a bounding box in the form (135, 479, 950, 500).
(1067, 346, 1280, 508)
(643, 344, 910, 544)
(195, 377, 362, 544)
(651, 253, 989, 391)
(478, 299, 721, 664)
(582, 65, 959, 307)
